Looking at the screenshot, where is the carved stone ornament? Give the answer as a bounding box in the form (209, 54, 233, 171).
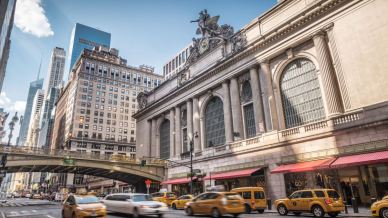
(231, 31, 248, 54)
(178, 71, 189, 86)
(136, 92, 148, 109)
(186, 9, 234, 67)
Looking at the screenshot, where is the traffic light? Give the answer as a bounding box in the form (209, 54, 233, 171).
(140, 160, 146, 167)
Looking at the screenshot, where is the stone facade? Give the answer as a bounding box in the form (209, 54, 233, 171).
(134, 0, 388, 200)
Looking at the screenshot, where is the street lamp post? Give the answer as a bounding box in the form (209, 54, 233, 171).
(188, 132, 198, 195)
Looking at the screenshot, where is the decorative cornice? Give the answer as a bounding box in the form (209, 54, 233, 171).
(133, 0, 351, 120)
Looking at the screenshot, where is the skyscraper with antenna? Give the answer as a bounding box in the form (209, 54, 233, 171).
(16, 61, 44, 146)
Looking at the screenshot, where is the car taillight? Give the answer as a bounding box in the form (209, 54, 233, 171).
(325, 198, 333, 204)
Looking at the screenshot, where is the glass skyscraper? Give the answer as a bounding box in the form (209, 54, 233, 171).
(17, 78, 44, 146)
(68, 23, 111, 72)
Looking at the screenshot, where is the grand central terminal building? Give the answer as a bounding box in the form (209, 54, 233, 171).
(134, 0, 388, 204)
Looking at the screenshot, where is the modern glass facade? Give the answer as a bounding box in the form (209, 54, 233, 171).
(17, 79, 44, 146)
(68, 23, 111, 72)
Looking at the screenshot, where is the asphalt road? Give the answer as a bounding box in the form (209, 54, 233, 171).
(0, 198, 370, 218)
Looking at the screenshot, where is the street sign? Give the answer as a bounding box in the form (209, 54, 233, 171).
(145, 179, 151, 188)
(63, 158, 75, 165)
(193, 169, 201, 174)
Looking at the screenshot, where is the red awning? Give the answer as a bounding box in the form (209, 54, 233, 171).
(271, 158, 335, 174)
(161, 178, 191, 185)
(330, 150, 388, 168)
(204, 168, 261, 180)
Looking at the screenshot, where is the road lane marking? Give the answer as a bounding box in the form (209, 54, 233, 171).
(0, 211, 5, 218)
(46, 215, 55, 218)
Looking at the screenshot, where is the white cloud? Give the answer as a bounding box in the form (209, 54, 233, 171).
(0, 92, 26, 144)
(15, 0, 54, 37)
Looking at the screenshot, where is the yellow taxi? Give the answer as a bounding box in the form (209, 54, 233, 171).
(274, 189, 344, 217)
(231, 187, 266, 214)
(185, 192, 245, 218)
(62, 194, 107, 218)
(371, 195, 388, 218)
(151, 191, 177, 206)
(171, 194, 193, 210)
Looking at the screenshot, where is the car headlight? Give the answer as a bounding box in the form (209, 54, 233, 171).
(140, 205, 149, 208)
(371, 202, 379, 208)
(76, 206, 84, 211)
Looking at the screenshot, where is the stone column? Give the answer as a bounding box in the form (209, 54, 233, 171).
(186, 100, 193, 148)
(169, 109, 175, 158)
(192, 97, 201, 151)
(151, 119, 157, 157)
(222, 81, 234, 143)
(250, 67, 266, 133)
(260, 61, 279, 130)
(146, 120, 152, 157)
(313, 32, 343, 116)
(175, 106, 182, 156)
(229, 78, 244, 139)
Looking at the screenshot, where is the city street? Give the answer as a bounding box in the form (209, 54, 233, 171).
(0, 198, 372, 218)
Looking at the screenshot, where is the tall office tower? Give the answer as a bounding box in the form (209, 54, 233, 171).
(26, 89, 45, 147)
(0, 0, 16, 91)
(52, 46, 162, 192)
(163, 42, 192, 80)
(37, 47, 66, 148)
(68, 23, 111, 73)
(17, 78, 44, 146)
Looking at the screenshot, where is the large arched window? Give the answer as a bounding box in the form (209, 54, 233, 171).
(280, 58, 325, 128)
(159, 119, 170, 159)
(241, 81, 256, 138)
(205, 96, 225, 147)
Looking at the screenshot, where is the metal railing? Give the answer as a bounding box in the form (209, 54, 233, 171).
(0, 145, 166, 167)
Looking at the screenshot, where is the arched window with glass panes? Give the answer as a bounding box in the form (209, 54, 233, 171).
(280, 58, 325, 128)
(241, 80, 256, 138)
(159, 119, 170, 159)
(205, 96, 225, 147)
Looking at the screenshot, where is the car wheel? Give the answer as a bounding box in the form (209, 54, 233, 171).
(158, 214, 163, 218)
(244, 204, 251, 214)
(211, 208, 221, 218)
(277, 204, 288, 216)
(172, 203, 177, 210)
(293, 212, 302, 216)
(133, 207, 140, 218)
(381, 208, 388, 218)
(186, 207, 194, 216)
(257, 209, 265, 214)
(312, 205, 325, 217)
(233, 214, 240, 217)
(328, 212, 339, 217)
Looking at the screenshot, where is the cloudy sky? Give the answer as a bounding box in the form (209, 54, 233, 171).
(0, 0, 277, 144)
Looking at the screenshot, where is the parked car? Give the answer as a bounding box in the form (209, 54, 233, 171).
(12, 192, 20, 198)
(185, 192, 245, 217)
(101, 193, 168, 218)
(62, 194, 106, 218)
(171, 194, 193, 210)
(151, 191, 177, 206)
(274, 189, 344, 217)
(371, 195, 388, 218)
(231, 187, 266, 214)
(25, 193, 31, 198)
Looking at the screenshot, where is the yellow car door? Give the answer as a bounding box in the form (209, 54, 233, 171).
(299, 191, 314, 210)
(288, 191, 303, 211)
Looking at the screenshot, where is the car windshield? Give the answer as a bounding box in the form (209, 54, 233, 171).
(166, 193, 175, 197)
(75, 196, 100, 204)
(133, 194, 152, 202)
(224, 193, 241, 200)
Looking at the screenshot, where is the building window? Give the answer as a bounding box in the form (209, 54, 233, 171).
(205, 96, 225, 147)
(159, 119, 170, 159)
(280, 58, 325, 128)
(241, 80, 253, 103)
(243, 104, 256, 138)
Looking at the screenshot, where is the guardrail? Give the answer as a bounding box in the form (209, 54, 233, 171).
(0, 145, 166, 167)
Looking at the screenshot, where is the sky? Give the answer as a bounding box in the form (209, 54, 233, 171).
(0, 0, 277, 144)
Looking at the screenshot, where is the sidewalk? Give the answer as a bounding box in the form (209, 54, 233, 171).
(266, 207, 372, 217)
